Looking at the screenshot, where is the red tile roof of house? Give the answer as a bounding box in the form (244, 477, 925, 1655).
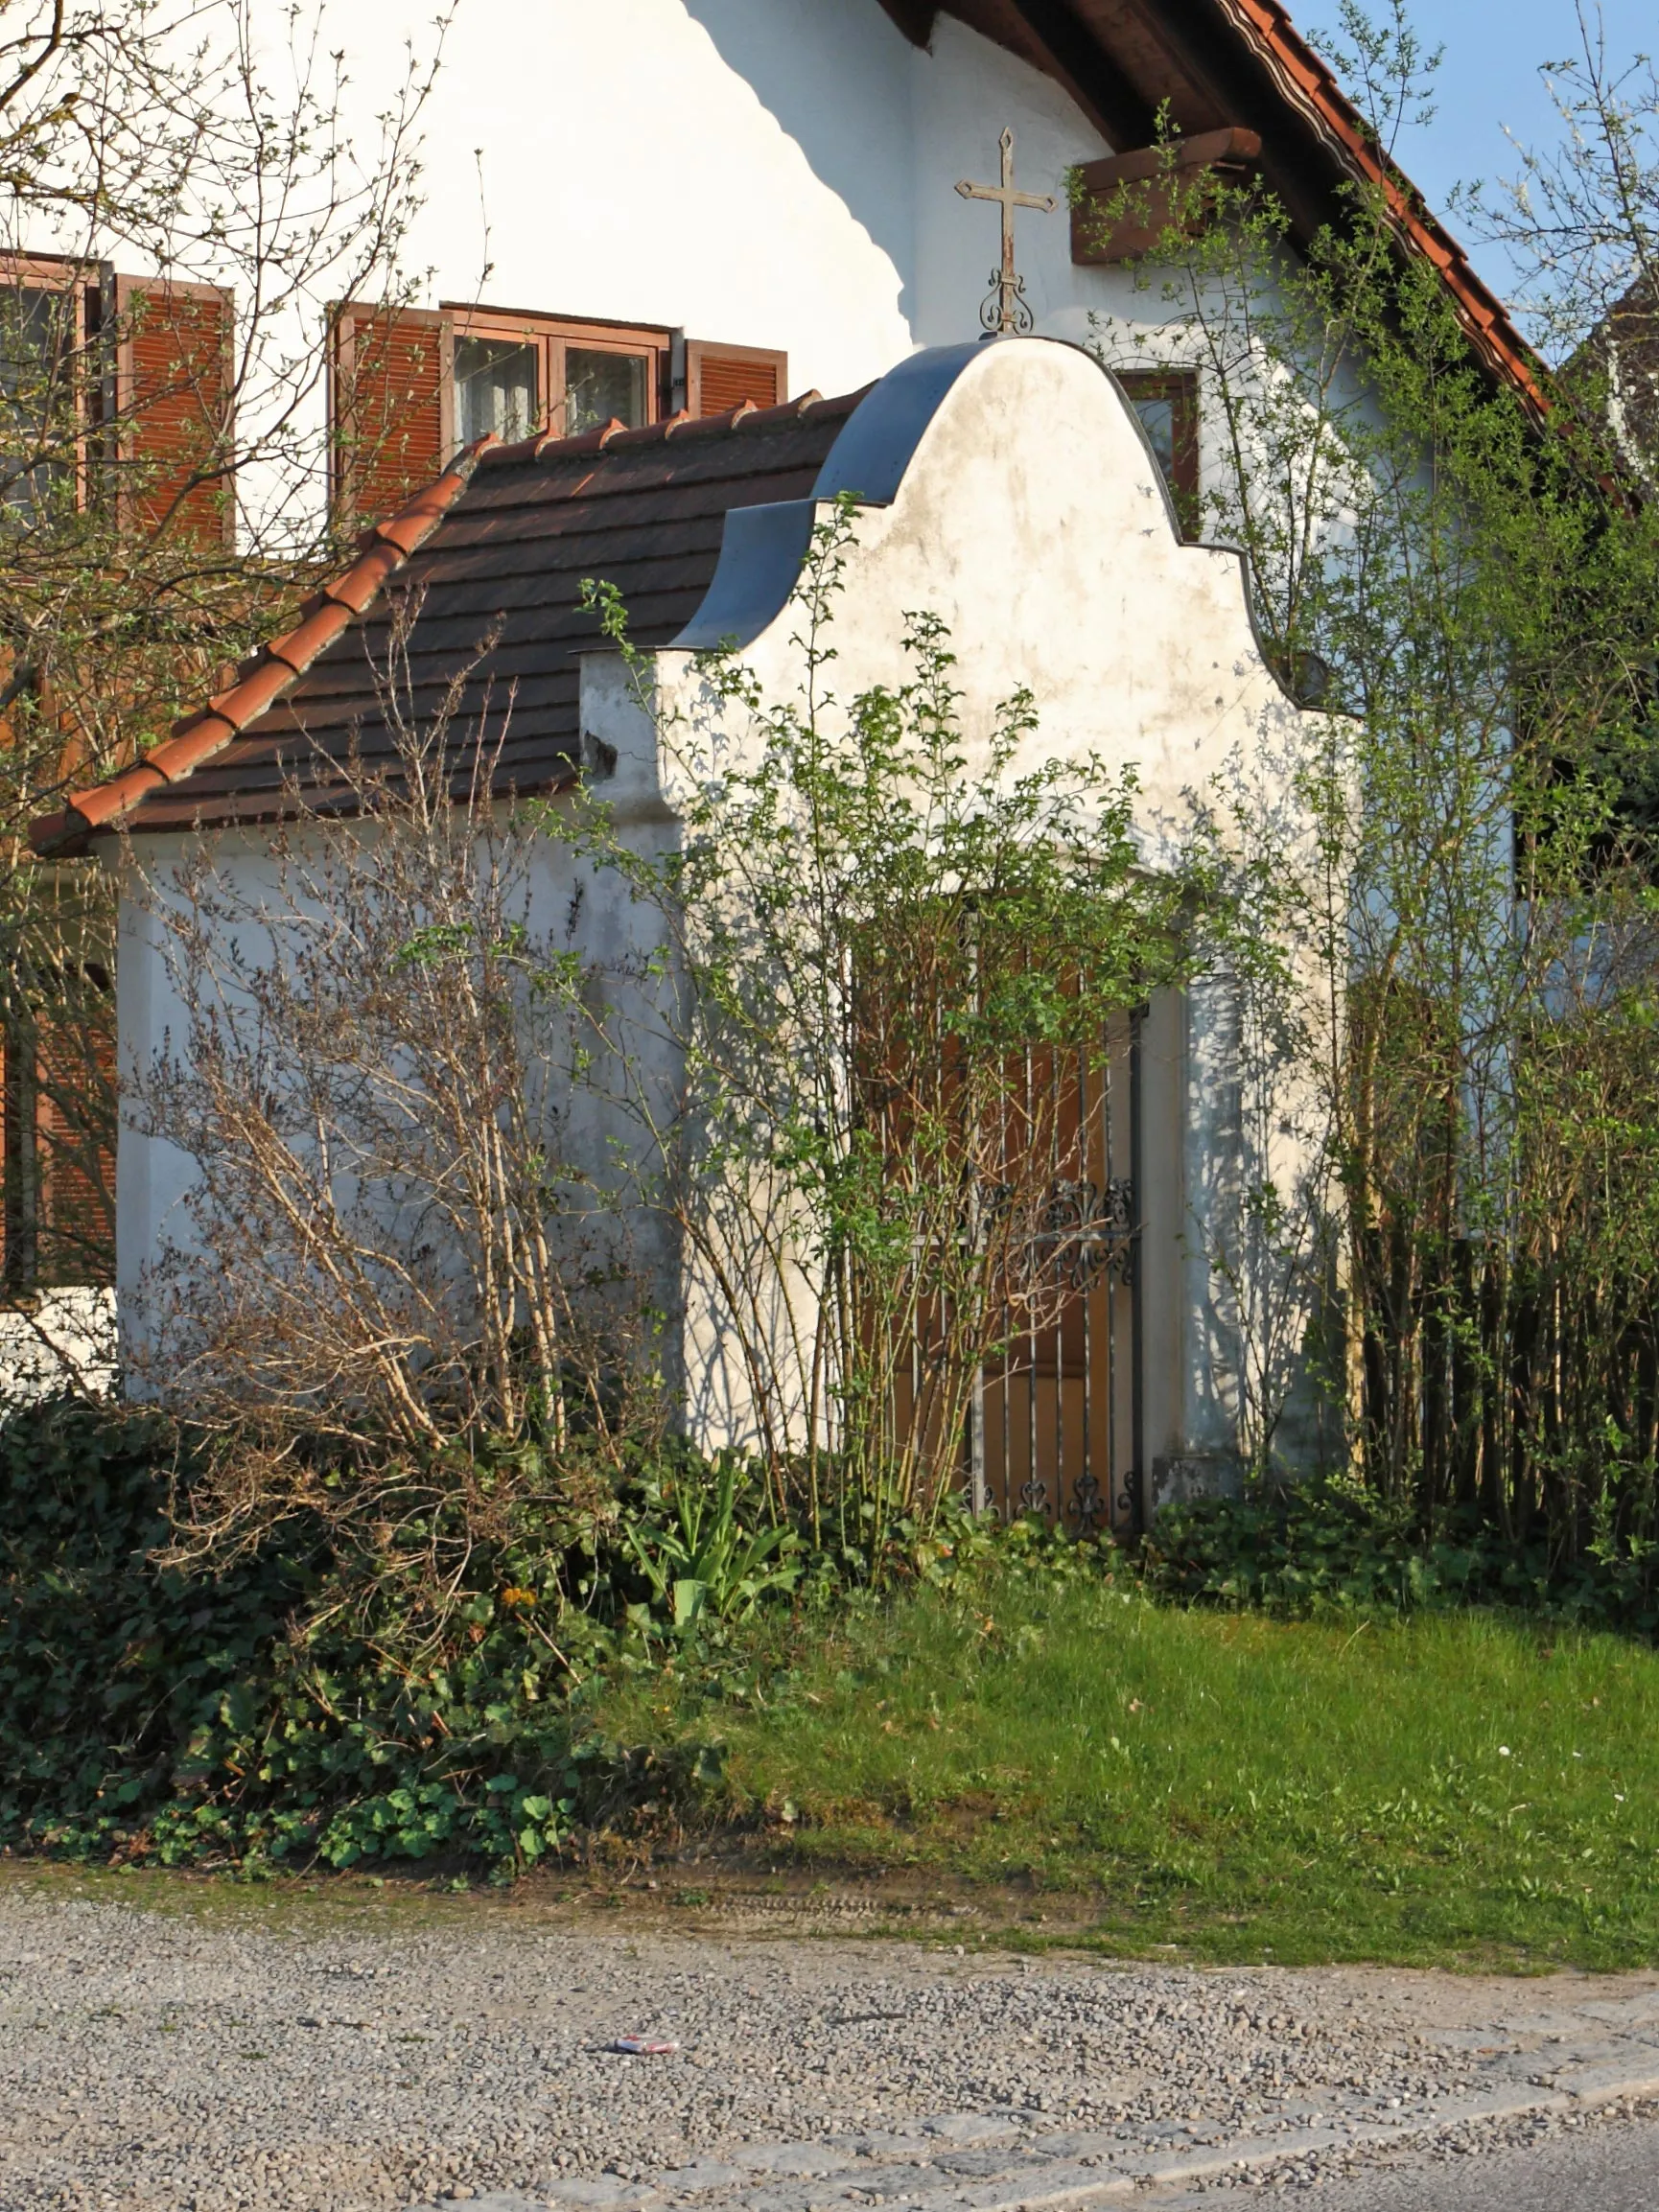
(1215, 0, 1546, 415)
(33, 389, 864, 851)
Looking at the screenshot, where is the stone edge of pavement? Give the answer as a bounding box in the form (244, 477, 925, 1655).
(403, 2059, 1659, 2212)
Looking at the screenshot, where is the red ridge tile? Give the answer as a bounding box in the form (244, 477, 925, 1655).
(144, 721, 243, 784)
(202, 658, 298, 733)
(738, 395, 821, 431)
(324, 539, 411, 615)
(32, 449, 493, 852)
(65, 764, 169, 828)
(265, 599, 356, 675)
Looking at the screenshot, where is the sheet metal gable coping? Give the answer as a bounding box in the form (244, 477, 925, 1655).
(672, 338, 1072, 656)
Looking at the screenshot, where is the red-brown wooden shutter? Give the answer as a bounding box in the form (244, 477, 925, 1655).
(113, 274, 235, 547)
(331, 302, 453, 525)
(685, 340, 787, 419)
(36, 1007, 116, 1286)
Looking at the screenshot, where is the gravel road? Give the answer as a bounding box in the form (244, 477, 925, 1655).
(4, 1876, 1658, 2212)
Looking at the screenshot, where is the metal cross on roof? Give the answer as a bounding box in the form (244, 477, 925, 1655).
(956, 128, 1058, 337)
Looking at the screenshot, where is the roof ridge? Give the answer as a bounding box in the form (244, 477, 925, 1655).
(474, 387, 847, 472)
(32, 439, 496, 855)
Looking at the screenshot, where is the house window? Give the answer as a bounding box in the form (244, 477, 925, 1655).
(2, 963, 117, 1297)
(448, 308, 670, 448)
(567, 345, 650, 436)
(0, 252, 233, 543)
(1116, 368, 1199, 533)
(455, 334, 539, 446)
(0, 264, 92, 521)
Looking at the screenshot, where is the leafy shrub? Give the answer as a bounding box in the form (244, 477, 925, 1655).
(1140, 1478, 1659, 1632)
(0, 1405, 812, 1874)
(18, 1397, 1659, 1881)
(0, 1398, 299, 1854)
(619, 1456, 802, 1628)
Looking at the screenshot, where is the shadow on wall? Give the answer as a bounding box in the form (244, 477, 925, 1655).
(683, 0, 920, 331)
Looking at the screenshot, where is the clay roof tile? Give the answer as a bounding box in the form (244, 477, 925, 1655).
(265, 598, 357, 676)
(34, 399, 856, 850)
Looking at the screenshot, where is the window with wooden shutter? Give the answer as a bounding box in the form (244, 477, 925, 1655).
(113, 273, 235, 547)
(330, 301, 453, 525)
(0, 253, 112, 524)
(330, 302, 791, 508)
(35, 998, 116, 1287)
(685, 339, 787, 418)
(0, 975, 114, 1296)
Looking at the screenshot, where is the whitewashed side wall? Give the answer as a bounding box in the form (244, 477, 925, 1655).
(25, 0, 1383, 576)
(233, 0, 1132, 532)
(319, 0, 1120, 393)
(0, 1291, 116, 1402)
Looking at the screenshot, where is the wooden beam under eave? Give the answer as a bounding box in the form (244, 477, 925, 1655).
(875, 0, 939, 43)
(1072, 126, 1262, 263)
(941, 0, 1156, 148)
(1067, 0, 1232, 131)
(1107, 0, 1345, 242)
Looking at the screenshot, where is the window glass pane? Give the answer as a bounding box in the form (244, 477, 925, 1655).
(455, 335, 539, 447)
(1129, 391, 1176, 478)
(0, 287, 74, 518)
(566, 348, 648, 435)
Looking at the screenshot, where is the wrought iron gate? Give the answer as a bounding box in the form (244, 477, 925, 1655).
(882, 1005, 1144, 1539)
(970, 1006, 1142, 1536)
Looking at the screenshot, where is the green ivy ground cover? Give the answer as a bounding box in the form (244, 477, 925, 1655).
(0, 1402, 622, 1874)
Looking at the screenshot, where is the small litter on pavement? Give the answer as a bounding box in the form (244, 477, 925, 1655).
(608, 2036, 681, 2056)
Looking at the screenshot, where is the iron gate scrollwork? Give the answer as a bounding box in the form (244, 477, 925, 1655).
(969, 1007, 1144, 1538)
(1038, 1175, 1136, 1290)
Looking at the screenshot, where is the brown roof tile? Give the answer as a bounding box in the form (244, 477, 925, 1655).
(35, 390, 865, 850)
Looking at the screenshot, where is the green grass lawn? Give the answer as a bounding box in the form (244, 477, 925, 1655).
(594, 1574, 1659, 1970)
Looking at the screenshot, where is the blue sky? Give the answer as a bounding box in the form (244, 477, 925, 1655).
(1311, 0, 1653, 304)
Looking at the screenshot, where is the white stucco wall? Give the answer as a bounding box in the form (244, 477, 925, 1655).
(0, 1289, 116, 1401)
(326, 0, 1124, 392)
(21, 0, 1377, 593)
(119, 0, 1172, 538)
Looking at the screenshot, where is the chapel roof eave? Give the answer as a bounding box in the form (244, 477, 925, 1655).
(30, 452, 493, 859)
